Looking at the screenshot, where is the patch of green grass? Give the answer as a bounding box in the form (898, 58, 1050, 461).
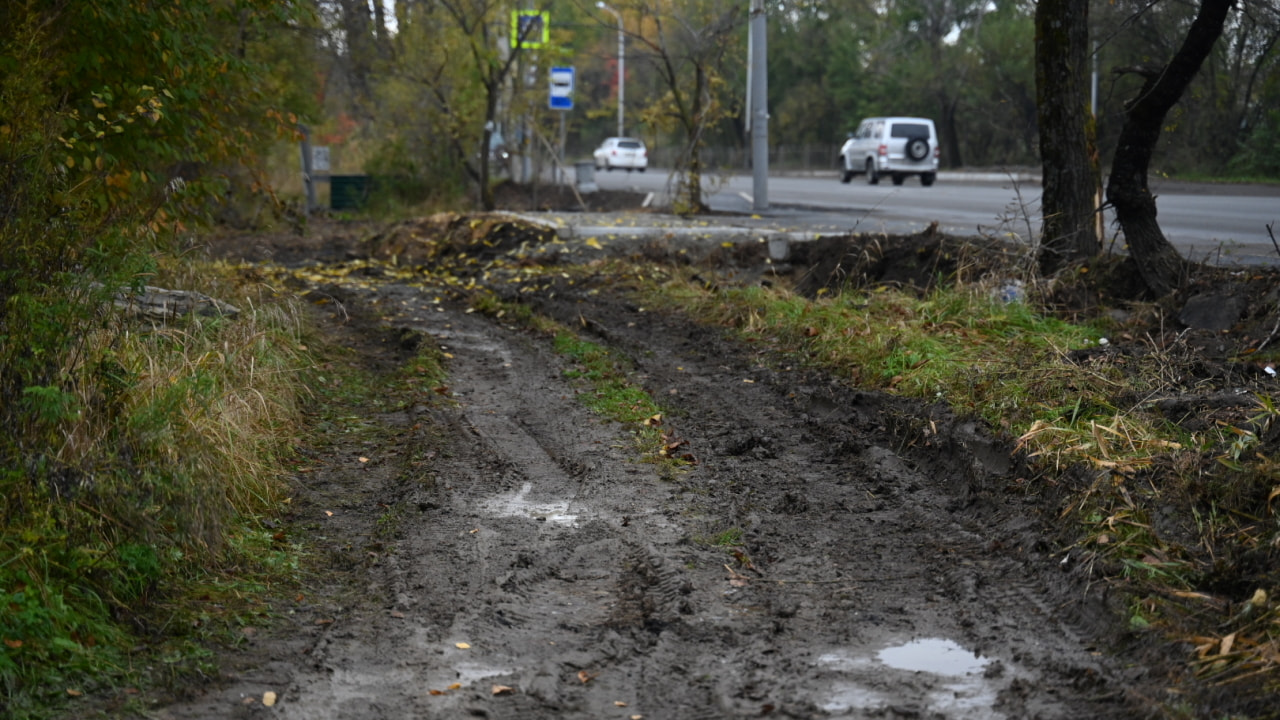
(706, 528, 744, 547)
(551, 331, 673, 459)
(644, 276, 1111, 435)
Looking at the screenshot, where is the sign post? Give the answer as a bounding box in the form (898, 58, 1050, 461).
(550, 67, 574, 182)
(549, 66, 574, 110)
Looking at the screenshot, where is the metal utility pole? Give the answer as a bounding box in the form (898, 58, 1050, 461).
(749, 0, 768, 211)
(597, 2, 625, 137)
(298, 124, 316, 214)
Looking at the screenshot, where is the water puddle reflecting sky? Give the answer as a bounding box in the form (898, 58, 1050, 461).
(816, 637, 1011, 719)
(877, 637, 990, 676)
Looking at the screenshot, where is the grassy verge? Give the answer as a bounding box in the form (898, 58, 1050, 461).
(0, 260, 316, 719)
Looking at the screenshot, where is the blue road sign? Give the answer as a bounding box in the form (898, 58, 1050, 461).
(550, 66, 574, 110)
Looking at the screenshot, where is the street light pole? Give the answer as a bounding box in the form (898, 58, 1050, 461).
(750, 0, 768, 211)
(596, 1, 624, 138)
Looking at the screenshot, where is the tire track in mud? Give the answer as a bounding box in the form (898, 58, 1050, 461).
(147, 277, 1143, 720)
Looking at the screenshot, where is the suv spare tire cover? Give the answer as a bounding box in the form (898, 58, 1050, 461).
(906, 138, 929, 161)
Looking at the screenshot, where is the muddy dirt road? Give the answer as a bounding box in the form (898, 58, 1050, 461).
(146, 217, 1155, 719)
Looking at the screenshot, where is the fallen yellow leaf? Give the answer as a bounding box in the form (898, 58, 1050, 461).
(448, 682, 462, 690)
(66, 689, 83, 697)
(455, 642, 471, 649)
(585, 237, 603, 249)
(492, 684, 515, 695)
(262, 691, 277, 707)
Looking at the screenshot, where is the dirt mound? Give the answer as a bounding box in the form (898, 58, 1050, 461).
(785, 225, 1030, 298)
(365, 213, 557, 267)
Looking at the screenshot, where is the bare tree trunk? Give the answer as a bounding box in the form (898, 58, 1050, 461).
(939, 97, 962, 169)
(1035, 0, 1100, 274)
(1105, 0, 1234, 297)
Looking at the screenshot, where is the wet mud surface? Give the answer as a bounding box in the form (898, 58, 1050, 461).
(135, 207, 1280, 719)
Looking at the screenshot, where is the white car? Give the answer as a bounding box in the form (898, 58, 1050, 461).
(593, 137, 648, 172)
(839, 117, 939, 186)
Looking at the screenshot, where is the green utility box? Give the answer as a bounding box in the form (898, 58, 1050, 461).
(329, 175, 370, 210)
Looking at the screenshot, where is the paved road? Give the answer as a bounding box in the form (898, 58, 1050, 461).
(587, 167, 1280, 266)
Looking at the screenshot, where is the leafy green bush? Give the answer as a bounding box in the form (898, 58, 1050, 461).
(0, 2, 316, 716)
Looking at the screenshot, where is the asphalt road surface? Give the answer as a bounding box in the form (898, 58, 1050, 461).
(589, 167, 1280, 266)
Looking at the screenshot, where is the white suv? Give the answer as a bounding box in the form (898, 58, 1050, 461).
(839, 117, 939, 186)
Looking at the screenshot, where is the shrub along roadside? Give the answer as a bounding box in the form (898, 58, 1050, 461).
(2, 4, 317, 713)
(0, 265, 314, 719)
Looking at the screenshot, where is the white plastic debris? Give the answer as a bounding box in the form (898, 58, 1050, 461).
(993, 280, 1025, 304)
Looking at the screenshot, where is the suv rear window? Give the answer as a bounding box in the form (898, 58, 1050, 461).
(889, 123, 929, 138)
(618, 141, 642, 149)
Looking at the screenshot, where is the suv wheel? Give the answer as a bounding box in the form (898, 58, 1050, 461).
(866, 159, 880, 185)
(906, 138, 929, 161)
(840, 160, 855, 184)
(891, 173, 905, 186)
(921, 172, 936, 187)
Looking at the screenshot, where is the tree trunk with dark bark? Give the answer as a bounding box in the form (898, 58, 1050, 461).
(940, 96, 962, 169)
(1035, 0, 1099, 275)
(340, 0, 376, 106)
(1105, 0, 1235, 297)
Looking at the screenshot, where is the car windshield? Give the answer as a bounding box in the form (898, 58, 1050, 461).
(890, 123, 929, 138)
